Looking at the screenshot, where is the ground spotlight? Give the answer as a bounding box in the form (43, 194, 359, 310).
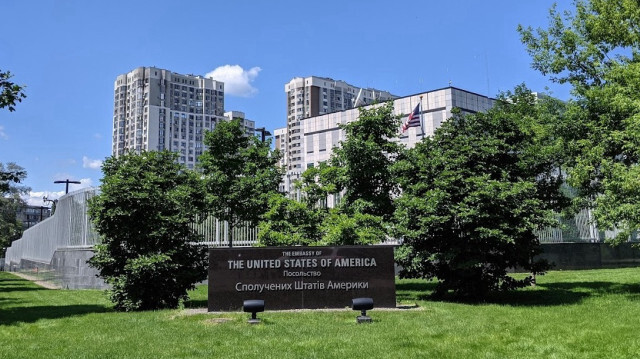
(243, 299, 265, 324)
(352, 297, 374, 323)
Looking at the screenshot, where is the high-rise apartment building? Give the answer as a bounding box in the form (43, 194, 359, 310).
(113, 67, 231, 169)
(273, 127, 286, 154)
(224, 111, 255, 137)
(282, 76, 397, 185)
(273, 127, 287, 192)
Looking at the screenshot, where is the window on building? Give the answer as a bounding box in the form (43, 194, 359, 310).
(318, 133, 327, 152)
(306, 136, 314, 153)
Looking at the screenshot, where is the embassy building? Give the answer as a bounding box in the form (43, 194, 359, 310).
(277, 86, 495, 196)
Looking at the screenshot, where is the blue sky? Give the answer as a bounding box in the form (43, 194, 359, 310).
(0, 0, 570, 205)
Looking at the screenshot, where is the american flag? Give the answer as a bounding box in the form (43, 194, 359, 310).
(402, 104, 421, 132)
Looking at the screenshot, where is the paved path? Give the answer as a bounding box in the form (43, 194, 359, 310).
(7, 272, 61, 289)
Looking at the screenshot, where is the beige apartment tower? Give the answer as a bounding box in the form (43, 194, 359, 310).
(112, 67, 226, 169)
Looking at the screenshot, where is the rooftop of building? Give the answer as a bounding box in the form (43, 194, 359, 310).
(285, 75, 398, 95)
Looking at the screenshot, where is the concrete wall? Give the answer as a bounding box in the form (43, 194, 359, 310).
(5, 243, 640, 290)
(538, 242, 640, 270)
(6, 247, 107, 289)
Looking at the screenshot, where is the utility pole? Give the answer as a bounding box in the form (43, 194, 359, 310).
(54, 179, 82, 194)
(254, 127, 272, 143)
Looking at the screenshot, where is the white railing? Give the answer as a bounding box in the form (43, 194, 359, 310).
(4, 187, 99, 266)
(3, 187, 259, 269)
(6, 185, 622, 271)
(191, 216, 258, 247)
(536, 209, 601, 243)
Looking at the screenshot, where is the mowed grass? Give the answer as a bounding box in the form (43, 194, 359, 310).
(2, 269, 640, 359)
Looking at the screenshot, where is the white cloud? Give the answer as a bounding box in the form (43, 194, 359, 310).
(0, 125, 7, 140)
(23, 190, 65, 206)
(83, 156, 102, 170)
(77, 178, 93, 187)
(205, 65, 261, 97)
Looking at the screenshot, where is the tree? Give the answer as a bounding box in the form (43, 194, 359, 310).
(519, 0, 640, 243)
(260, 102, 400, 247)
(394, 87, 565, 299)
(319, 207, 387, 246)
(0, 162, 27, 194)
(88, 151, 207, 311)
(0, 70, 26, 111)
(199, 119, 282, 247)
(284, 101, 399, 245)
(326, 102, 401, 221)
(1, 70, 28, 240)
(294, 163, 335, 210)
(257, 193, 323, 246)
(257, 165, 329, 246)
(0, 162, 29, 256)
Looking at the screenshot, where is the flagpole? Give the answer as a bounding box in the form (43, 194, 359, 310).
(419, 95, 424, 135)
(407, 96, 412, 134)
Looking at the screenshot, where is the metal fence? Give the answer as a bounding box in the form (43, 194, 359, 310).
(191, 216, 258, 247)
(3, 187, 259, 269)
(536, 208, 638, 243)
(6, 185, 631, 271)
(536, 209, 600, 243)
(4, 187, 99, 266)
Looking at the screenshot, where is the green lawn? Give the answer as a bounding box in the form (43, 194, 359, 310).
(1, 268, 640, 359)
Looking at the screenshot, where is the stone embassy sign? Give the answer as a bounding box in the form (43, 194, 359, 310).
(208, 246, 396, 311)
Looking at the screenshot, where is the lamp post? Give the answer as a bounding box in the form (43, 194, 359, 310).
(54, 179, 82, 194)
(43, 196, 58, 215)
(254, 127, 272, 142)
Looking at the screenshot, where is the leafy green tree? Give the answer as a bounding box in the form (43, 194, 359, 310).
(394, 87, 565, 299)
(0, 70, 26, 112)
(0, 163, 29, 256)
(199, 119, 282, 247)
(282, 102, 399, 245)
(258, 102, 406, 247)
(88, 151, 207, 311)
(257, 164, 331, 246)
(260, 160, 373, 246)
(519, 0, 640, 242)
(319, 206, 386, 246)
(1, 70, 28, 228)
(327, 102, 401, 221)
(0, 162, 27, 194)
(518, 0, 639, 90)
(257, 193, 323, 246)
(295, 163, 335, 210)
